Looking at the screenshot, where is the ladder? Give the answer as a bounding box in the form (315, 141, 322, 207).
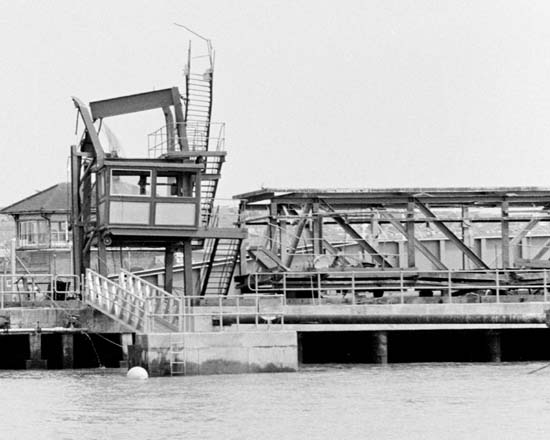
(169, 337, 186, 376)
(184, 43, 214, 152)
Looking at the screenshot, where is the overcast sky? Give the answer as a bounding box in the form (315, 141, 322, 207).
(1, 0, 550, 206)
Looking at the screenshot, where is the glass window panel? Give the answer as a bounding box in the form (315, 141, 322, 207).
(110, 169, 151, 196)
(18, 220, 48, 246)
(51, 221, 69, 246)
(156, 171, 195, 197)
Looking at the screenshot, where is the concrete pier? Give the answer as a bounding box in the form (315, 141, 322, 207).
(119, 333, 133, 369)
(373, 331, 388, 364)
(26, 333, 47, 369)
(487, 330, 502, 362)
(134, 331, 298, 376)
(61, 333, 74, 369)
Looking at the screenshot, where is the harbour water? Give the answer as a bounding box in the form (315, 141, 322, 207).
(3, 363, 550, 439)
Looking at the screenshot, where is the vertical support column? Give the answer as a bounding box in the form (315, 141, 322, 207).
(373, 331, 388, 364)
(97, 238, 107, 276)
(26, 333, 47, 369)
(480, 238, 488, 262)
(397, 241, 405, 268)
(439, 239, 446, 266)
(406, 202, 416, 268)
(61, 333, 74, 369)
(268, 202, 278, 254)
(70, 145, 83, 277)
(279, 214, 289, 265)
(487, 330, 502, 362)
(501, 200, 510, 268)
(461, 206, 472, 270)
(183, 239, 194, 299)
(312, 202, 323, 257)
(119, 333, 133, 369)
(164, 244, 174, 293)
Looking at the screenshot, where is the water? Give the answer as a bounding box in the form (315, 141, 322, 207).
(2, 363, 550, 439)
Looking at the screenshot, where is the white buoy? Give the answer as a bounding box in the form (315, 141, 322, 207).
(127, 366, 149, 379)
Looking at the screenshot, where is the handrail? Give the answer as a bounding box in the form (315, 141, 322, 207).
(243, 268, 550, 306)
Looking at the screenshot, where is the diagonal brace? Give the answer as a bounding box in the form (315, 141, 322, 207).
(414, 199, 489, 269)
(320, 200, 393, 268)
(380, 211, 447, 270)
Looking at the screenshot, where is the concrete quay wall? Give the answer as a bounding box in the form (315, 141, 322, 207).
(135, 331, 298, 376)
(0, 304, 131, 333)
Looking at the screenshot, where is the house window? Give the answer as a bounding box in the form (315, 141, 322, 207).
(110, 169, 151, 196)
(18, 220, 48, 247)
(51, 221, 69, 246)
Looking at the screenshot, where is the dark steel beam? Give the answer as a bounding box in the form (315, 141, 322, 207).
(379, 211, 447, 270)
(321, 201, 393, 268)
(414, 200, 490, 269)
(90, 88, 176, 119)
(283, 203, 311, 267)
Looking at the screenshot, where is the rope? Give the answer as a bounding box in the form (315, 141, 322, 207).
(85, 330, 124, 348)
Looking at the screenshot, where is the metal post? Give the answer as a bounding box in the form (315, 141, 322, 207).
(218, 295, 223, 332)
(236, 295, 240, 330)
(351, 272, 356, 305)
(255, 293, 259, 327)
(400, 271, 404, 304)
(544, 270, 548, 303)
(283, 273, 287, 306)
(495, 269, 500, 303)
(317, 272, 322, 305)
(448, 269, 452, 303)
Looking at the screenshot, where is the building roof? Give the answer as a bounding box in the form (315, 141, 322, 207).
(0, 182, 70, 215)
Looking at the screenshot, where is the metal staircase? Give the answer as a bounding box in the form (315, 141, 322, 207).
(200, 238, 242, 296)
(183, 41, 213, 151)
(85, 269, 183, 333)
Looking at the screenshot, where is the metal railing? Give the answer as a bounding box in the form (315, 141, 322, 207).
(245, 268, 550, 306)
(0, 273, 81, 307)
(145, 293, 286, 333)
(147, 122, 225, 157)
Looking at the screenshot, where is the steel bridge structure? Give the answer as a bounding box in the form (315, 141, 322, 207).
(234, 187, 550, 300)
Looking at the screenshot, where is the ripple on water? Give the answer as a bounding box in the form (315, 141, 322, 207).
(1, 363, 550, 439)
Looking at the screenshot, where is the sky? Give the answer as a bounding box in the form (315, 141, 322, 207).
(1, 0, 550, 206)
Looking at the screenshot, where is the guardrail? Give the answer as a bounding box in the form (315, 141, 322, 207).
(244, 268, 550, 305)
(0, 273, 81, 307)
(145, 293, 286, 333)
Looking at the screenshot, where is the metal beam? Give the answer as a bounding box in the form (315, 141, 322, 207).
(533, 238, 550, 260)
(90, 88, 177, 119)
(283, 203, 311, 267)
(501, 200, 510, 268)
(379, 211, 447, 270)
(406, 201, 415, 268)
(321, 201, 393, 268)
(72, 97, 105, 167)
(414, 199, 489, 269)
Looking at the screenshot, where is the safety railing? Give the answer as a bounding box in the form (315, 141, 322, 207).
(119, 270, 183, 332)
(85, 270, 148, 333)
(145, 293, 286, 333)
(244, 268, 550, 305)
(147, 122, 225, 157)
(0, 273, 81, 307)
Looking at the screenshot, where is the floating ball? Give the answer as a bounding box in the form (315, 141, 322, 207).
(127, 366, 149, 379)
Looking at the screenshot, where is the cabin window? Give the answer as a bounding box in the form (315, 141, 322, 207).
(18, 220, 48, 247)
(156, 171, 195, 197)
(51, 221, 69, 246)
(110, 169, 151, 196)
